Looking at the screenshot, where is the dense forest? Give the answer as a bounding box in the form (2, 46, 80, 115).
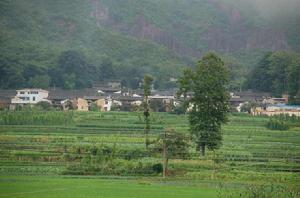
(245, 51, 300, 104)
(0, 0, 299, 92)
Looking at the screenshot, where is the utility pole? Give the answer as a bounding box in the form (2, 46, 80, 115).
(163, 130, 167, 178)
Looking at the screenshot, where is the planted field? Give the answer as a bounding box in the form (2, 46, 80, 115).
(0, 176, 218, 198)
(0, 111, 299, 197)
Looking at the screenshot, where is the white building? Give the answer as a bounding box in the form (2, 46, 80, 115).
(11, 89, 50, 104)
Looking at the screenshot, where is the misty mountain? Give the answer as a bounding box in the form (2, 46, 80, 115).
(0, 0, 299, 89)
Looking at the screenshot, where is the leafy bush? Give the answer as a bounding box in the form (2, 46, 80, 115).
(90, 103, 100, 112)
(152, 163, 163, 174)
(266, 118, 289, 130)
(118, 148, 151, 160)
(62, 159, 162, 176)
(36, 101, 52, 111)
(272, 114, 300, 127)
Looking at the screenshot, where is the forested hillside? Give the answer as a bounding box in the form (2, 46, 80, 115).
(245, 51, 300, 104)
(0, 0, 299, 90)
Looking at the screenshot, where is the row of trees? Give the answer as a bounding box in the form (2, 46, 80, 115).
(0, 49, 181, 90)
(0, 50, 117, 89)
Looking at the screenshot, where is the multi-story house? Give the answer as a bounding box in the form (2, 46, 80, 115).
(11, 89, 50, 104)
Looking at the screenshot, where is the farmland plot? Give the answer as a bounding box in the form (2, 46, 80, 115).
(0, 111, 299, 197)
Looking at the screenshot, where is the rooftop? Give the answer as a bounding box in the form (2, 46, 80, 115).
(16, 88, 48, 93)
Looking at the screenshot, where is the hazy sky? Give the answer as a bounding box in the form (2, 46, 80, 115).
(253, 0, 300, 19)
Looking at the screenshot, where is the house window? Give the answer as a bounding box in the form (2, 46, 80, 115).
(33, 97, 35, 101)
(30, 91, 38, 94)
(105, 100, 108, 105)
(19, 97, 29, 101)
(20, 92, 25, 94)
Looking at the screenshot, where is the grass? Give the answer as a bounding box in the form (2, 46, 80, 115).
(0, 176, 218, 198)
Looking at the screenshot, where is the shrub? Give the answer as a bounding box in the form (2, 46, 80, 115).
(266, 118, 289, 130)
(36, 101, 52, 111)
(118, 148, 150, 160)
(152, 163, 163, 173)
(90, 103, 100, 111)
(62, 159, 162, 176)
(111, 104, 120, 111)
(171, 105, 186, 115)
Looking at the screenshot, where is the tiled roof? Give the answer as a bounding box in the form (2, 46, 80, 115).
(16, 88, 48, 93)
(48, 88, 100, 100)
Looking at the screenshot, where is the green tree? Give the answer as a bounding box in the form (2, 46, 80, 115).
(63, 73, 76, 90)
(245, 52, 273, 93)
(154, 129, 190, 177)
(51, 50, 95, 89)
(143, 75, 153, 149)
(245, 51, 300, 102)
(176, 68, 193, 114)
(286, 55, 300, 104)
(178, 52, 230, 156)
(99, 57, 116, 81)
(0, 56, 25, 89)
(268, 51, 291, 97)
(28, 75, 50, 89)
(36, 101, 52, 111)
(178, 68, 193, 99)
(222, 56, 248, 92)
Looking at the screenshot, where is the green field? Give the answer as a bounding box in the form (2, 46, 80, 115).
(0, 176, 218, 198)
(0, 111, 299, 197)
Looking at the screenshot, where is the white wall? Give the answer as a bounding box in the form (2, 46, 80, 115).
(11, 89, 49, 104)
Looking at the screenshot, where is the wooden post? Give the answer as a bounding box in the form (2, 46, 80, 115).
(163, 130, 167, 178)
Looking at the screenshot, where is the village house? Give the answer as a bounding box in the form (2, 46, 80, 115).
(111, 95, 142, 111)
(96, 98, 113, 111)
(48, 88, 99, 110)
(86, 96, 113, 111)
(149, 95, 175, 112)
(11, 89, 50, 104)
(72, 98, 89, 111)
(93, 81, 122, 95)
(252, 104, 300, 117)
(10, 89, 51, 110)
(229, 91, 270, 111)
(59, 99, 73, 111)
(84, 96, 113, 112)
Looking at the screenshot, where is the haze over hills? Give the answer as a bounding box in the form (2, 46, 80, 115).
(0, 0, 299, 89)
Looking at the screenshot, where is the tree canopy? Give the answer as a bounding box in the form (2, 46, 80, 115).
(178, 52, 230, 156)
(245, 51, 300, 104)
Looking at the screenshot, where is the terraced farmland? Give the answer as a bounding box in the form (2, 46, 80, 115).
(0, 111, 299, 197)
